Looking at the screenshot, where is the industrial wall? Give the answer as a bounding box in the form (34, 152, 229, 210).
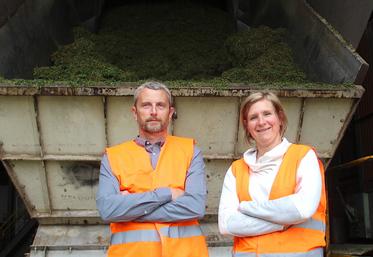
(308, 0, 373, 49)
(310, 1, 373, 244)
(0, 0, 103, 79)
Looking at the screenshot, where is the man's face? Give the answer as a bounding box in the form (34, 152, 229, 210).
(132, 88, 174, 135)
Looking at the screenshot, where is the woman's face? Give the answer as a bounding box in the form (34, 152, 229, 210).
(245, 98, 282, 152)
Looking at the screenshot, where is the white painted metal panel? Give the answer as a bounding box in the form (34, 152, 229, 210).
(47, 161, 99, 210)
(32, 225, 110, 247)
(0, 96, 40, 155)
(300, 98, 353, 157)
(208, 247, 232, 257)
(281, 97, 303, 142)
(30, 224, 232, 257)
(0, 89, 362, 222)
(205, 160, 231, 214)
(30, 250, 107, 257)
(10, 160, 49, 212)
(173, 97, 239, 156)
(106, 96, 138, 146)
(38, 96, 106, 155)
(235, 123, 248, 156)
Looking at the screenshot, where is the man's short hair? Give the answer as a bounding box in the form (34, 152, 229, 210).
(134, 81, 173, 106)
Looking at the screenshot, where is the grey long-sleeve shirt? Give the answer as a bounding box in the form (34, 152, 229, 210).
(96, 137, 207, 223)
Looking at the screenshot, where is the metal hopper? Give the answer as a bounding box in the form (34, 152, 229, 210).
(0, 0, 368, 256)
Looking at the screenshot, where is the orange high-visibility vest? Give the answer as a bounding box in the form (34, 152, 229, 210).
(105, 135, 209, 257)
(231, 144, 326, 257)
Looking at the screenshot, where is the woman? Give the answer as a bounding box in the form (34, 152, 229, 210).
(218, 92, 326, 257)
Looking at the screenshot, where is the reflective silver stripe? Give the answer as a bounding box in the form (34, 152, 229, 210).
(234, 248, 323, 257)
(159, 225, 203, 238)
(293, 218, 325, 232)
(234, 252, 257, 257)
(260, 247, 323, 257)
(111, 229, 160, 245)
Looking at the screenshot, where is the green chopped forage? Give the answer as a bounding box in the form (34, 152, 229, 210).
(3, 1, 350, 88)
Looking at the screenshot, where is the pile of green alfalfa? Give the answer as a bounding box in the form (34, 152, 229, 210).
(32, 2, 307, 86)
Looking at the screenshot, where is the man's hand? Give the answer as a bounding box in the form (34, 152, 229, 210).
(170, 188, 184, 200)
(120, 190, 130, 196)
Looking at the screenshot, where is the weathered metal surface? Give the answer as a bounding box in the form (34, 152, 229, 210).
(34, 211, 101, 225)
(47, 161, 99, 210)
(300, 98, 353, 157)
(205, 160, 231, 214)
(31, 225, 110, 249)
(37, 96, 106, 155)
(8, 161, 50, 213)
(308, 0, 373, 49)
(329, 244, 373, 256)
(0, 84, 366, 97)
(28, 224, 232, 257)
(174, 97, 240, 156)
(286, 0, 369, 84)
(0, 0, 368, 255)
(0, 96, 40, 155)
(208, 247, 233, 257)
(106, 96, 140, 146)
(1, 154, 102, 161)
(29, 249, 107, 257)
(0, 87, 363, 223)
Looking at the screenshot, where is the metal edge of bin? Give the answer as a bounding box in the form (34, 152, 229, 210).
(0, 84, 366, 98)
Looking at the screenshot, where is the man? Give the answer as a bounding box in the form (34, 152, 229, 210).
(96, 81, 209, 257)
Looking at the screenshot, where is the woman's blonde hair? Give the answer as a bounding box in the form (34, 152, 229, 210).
(240, 92, 288, 142)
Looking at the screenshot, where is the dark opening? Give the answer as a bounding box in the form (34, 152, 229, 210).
(103, 0, 229, 11)
(327, 9, 373, 246)
(0, 162, 37, 257)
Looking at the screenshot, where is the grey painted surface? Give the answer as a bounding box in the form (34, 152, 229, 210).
(29, 224, 233, 256)
(307, 0, 373, 49)
(0, 87, 363, 223)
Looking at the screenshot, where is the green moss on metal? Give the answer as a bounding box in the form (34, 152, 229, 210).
(5, 2, 342, 88)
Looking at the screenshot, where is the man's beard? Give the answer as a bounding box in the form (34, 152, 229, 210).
(142, 119, 167, 133)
